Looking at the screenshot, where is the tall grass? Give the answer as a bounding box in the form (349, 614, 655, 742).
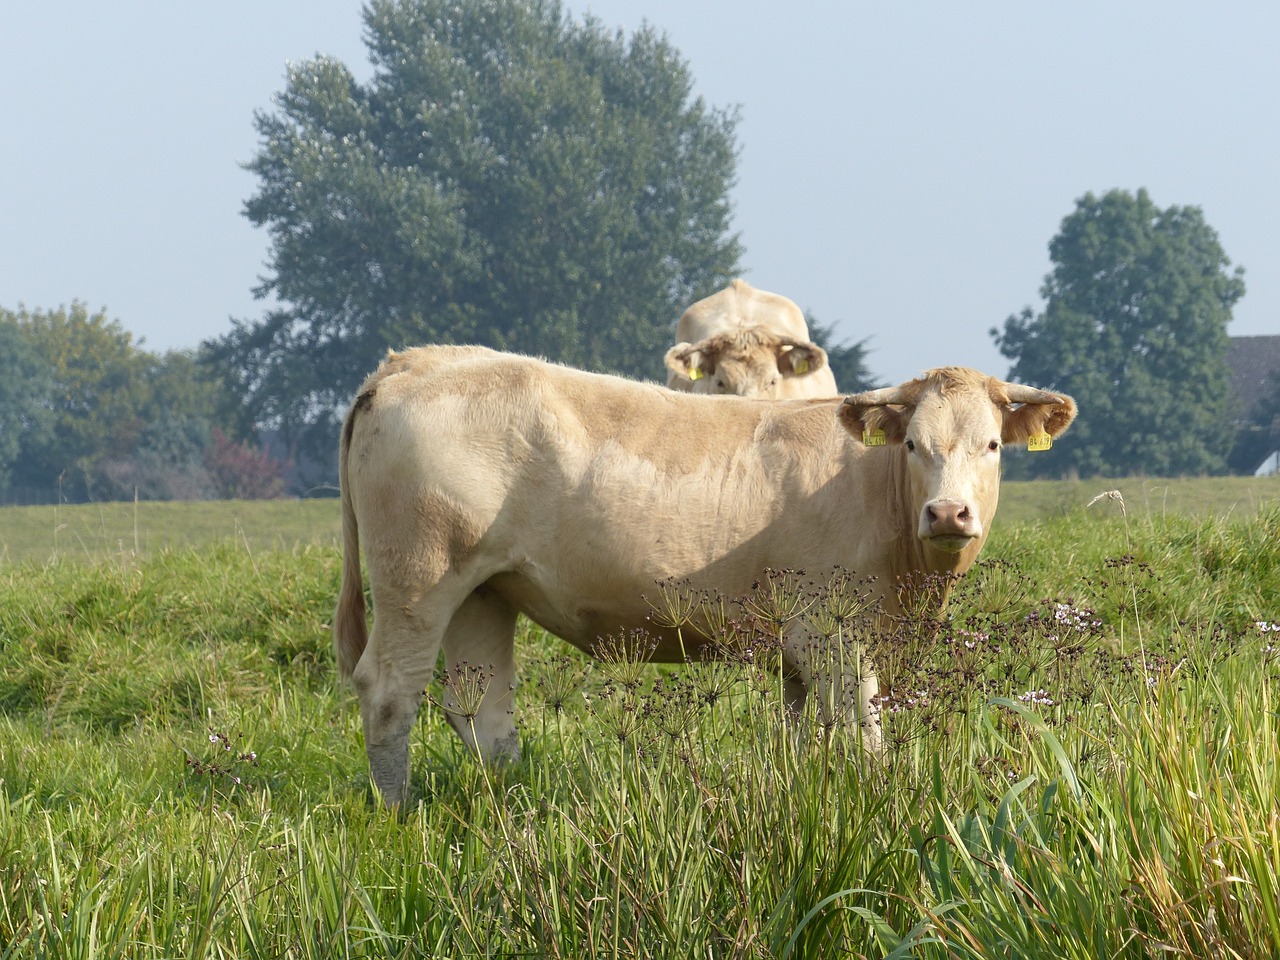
(0, 498, 1277, 957)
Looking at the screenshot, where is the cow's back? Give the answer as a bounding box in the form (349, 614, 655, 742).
(676, 278, 811, 344)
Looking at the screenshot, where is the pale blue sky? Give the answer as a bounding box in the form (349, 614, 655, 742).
(2, 1, 1276, 385)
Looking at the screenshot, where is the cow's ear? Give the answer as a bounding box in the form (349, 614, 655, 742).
(778, 342, 828, 377)
(840, 382, 920, 445)
(838, 398, 910, 445)
(999, 390, 1078, 445)
(664, 343, 711, 382)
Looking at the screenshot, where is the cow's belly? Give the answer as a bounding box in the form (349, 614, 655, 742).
(485, 569, 706, 662)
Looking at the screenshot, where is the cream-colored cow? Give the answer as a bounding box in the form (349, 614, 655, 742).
(334, 345, 1076, 805)
(664, 279, 839, 397)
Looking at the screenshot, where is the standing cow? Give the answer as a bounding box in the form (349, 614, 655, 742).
(334, 345, 1075, 805)
(664, 279, 839, 397)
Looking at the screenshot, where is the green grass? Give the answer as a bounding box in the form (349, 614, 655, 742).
(997, 474, 1280, 525)
(0, 498, 341, 567)
(1, 475, 1276, 567)
(0, 489, 1278, 957)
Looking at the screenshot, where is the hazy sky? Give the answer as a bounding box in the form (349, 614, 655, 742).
(3, 2, 1277, 386)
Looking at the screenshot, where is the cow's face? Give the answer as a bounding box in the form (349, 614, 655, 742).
(665, 334, 828, 398)
(839, 368, 1076, 554)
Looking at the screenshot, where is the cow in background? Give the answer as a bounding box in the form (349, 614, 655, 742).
(664, 279, 839, 397)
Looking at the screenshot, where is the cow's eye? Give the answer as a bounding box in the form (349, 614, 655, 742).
(905, 439, 916, 453)
(988, 439, 1000, 452)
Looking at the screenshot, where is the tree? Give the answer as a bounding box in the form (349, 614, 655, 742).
(1, 304, 277, 503)
(992, 189, 1245, 478)
(807, 316, 878, 392)
(99, 409, 215, 502)
(0, 313, 54, 494)
(204, 428, 290, 500)
(5, 303, 152, 500)
(98, 352, 226, 501)
(211, 0, 743, 477)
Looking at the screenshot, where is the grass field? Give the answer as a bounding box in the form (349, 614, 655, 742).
(0, 497, 342, 567)
(1, 475, 1277, 567)
(1, 480, 1278, 957)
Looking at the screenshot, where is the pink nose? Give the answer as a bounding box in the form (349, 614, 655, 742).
(925, 500, 978, 539)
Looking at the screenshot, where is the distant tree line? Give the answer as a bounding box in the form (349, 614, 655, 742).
(3, 188, 1268, 504)
(2, 2, 1270, 505)
(0, 304, 288, 505)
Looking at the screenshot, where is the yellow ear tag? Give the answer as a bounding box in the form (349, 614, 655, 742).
(863, 428, 886, 447)
(793, 357, 809, 375)
(1027, 432, 1053, 452)
(688, 367, 702, 381)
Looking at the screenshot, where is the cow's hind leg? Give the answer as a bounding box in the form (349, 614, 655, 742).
(440, 585, 520, 762)
(352, 592, 461, 807)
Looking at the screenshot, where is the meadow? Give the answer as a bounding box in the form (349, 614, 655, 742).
(0, 477, 1278, 957)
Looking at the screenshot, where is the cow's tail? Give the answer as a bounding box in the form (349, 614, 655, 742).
(333, 392, 371, 680)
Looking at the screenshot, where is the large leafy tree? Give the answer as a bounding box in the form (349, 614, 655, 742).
(992, 189, 1245, 478)
(213, 0, 743, 475)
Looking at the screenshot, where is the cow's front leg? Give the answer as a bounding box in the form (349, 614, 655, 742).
(786, 632, 883, 754)
(855, 664, 883, 754)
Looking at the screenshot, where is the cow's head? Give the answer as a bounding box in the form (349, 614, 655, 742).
(838, 368, 1076, 556)
(664, 329, 829, 398)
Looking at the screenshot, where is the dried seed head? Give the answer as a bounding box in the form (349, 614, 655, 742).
(592, 628, 657, 689)
(645, 577, 699, 630)
(738, 568, 814, 631)
(534, 653, 591, 715)
(437, 661, 493, 720)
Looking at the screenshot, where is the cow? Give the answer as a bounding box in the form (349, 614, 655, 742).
(664, 279, 839, 398)
(334, 345, 1076, 805)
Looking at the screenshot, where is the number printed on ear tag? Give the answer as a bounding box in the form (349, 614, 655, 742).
(1027, 432, 1053, 452)
(863, 428, 886, 447)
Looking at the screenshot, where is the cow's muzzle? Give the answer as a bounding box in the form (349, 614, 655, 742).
(920, 499, 981, 553)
